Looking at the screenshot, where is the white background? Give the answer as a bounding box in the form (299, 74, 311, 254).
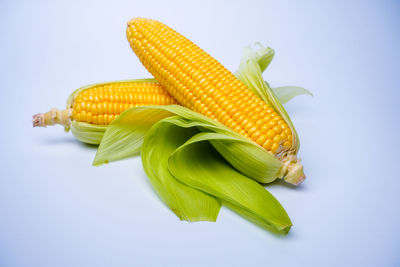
(1, 0, 399, 266)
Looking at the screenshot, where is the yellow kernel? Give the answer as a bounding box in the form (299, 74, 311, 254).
(79, 101, 86, 110)
(266, 129, 276, 139)
(260, 124, 269, 134)
(281, 128, 291, 138)
(271, 143, 280, 153)
(92, 103, 98, 115)
(97, 103, 103, 114)
(233, 125, 242, 133)
(98, 114, 104, 125)
(107, 114, 114, 123)
(256, 119, 266, 128)
(263, 139, 273, 150)
(86, 112, 93, 123)
(247, 126, 261, 136)
(268, 120, 277, 128)
(273, 135, 282, 143)
(273, 126, 282, 134)
(75, 112, 81, 122)
(283, 141, 292, 148)
(256, 135, 267, 145)
(251, 130, 261, 141)
(86, 102, 92, 112)
(81, 110, 87, 122)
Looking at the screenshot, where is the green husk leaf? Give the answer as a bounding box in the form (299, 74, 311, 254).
(149, 115, 283, 183)
(271, 86, 313, 104)
(70, 121, 107, 145)
(141, 117, 220, 221)
(168, 136, 292, 234)
(93, 105, 283, 183)
(140, 115, 290, 231)
(235, 45, 275, 100)
(245, 43, 275, 74)
(93, 107, 173, 165)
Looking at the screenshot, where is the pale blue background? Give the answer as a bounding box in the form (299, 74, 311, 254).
(1, 0, 399, 266)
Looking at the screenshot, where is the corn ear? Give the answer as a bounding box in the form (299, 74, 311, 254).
(236, 44, 306, 184)
(33, 79, 163, 145)
(94, 45, 305, 184)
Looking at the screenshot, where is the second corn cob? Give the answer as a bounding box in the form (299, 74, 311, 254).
(33, 79, 177, 144)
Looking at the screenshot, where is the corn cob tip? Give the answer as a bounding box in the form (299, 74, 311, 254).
(32, 108, 71, 128)
(282, 155, 305, 185)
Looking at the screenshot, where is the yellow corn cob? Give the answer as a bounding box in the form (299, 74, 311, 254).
(126, 18, 292, 157)
(33, 80, 177, 128)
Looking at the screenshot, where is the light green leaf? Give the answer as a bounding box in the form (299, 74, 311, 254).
(70, 121, 107, 145)
(94, 105, 283, 182)
(141, 117, 220, 222)
(271, 86, 313, 104)
(93, 107, 173, 165)
(140, 115, 291, 231)
(149, 115, 283, 183)
(250, 42, 275, 73)
(169, 136, 292, 234)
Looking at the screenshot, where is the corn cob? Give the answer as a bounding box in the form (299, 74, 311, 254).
(32, 79, 177, 144)
(127, 19, 292, 157)
(126, 18, 305, 184)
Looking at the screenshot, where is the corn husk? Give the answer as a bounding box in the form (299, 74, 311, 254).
(93, 104, 292, 232)
(270, 86, 313, 104)
(141, 117, 221, 222)
(168, 131, 291, 233)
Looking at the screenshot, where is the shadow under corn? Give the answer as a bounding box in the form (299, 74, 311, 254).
(40, 136, 99, 151)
